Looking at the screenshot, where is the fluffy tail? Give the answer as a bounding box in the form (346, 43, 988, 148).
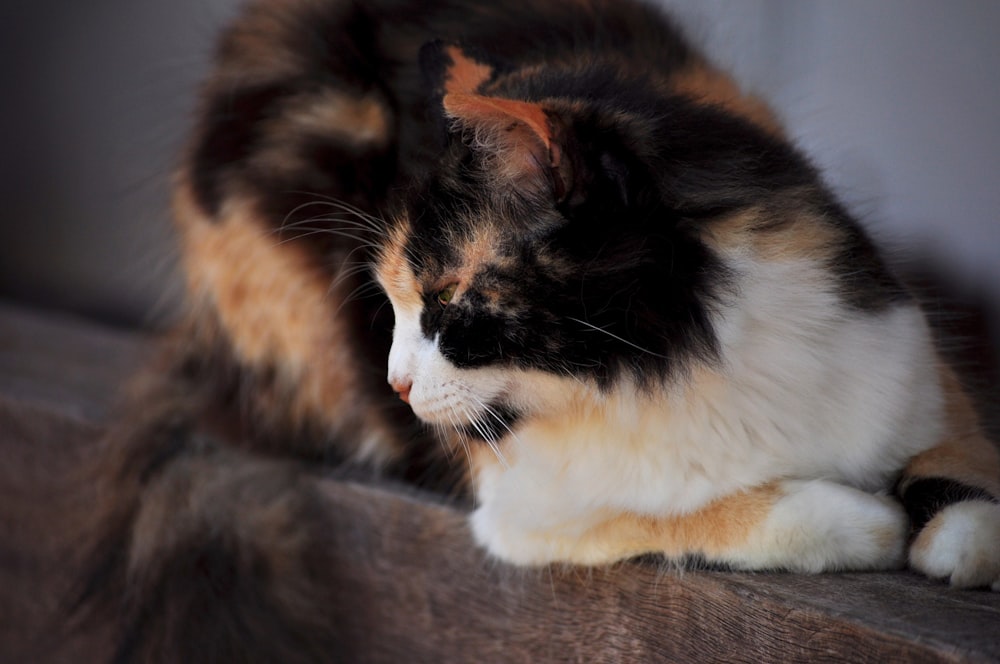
(71, 338, 353, 663)
(895, 365, 1000, 589)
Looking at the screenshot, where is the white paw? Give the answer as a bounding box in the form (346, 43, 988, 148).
(735, 481, 907, 573)
(469, 505, 554, 566)
(469, 504, 623, 566)
(909, 501, 1000, 590)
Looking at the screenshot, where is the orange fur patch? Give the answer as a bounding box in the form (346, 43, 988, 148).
(278, 89, 390, 147)
(443, 93, 553, 154)
(908, 514, 942, 559)
(671, 63, 783, 136)
(491, 481, 785, 565)
(174, 181, 400, 464)
(375, 217, 423, 312)
(249, 90, 391, 182)
(443, 45, 494, 96)
(903, 363, 1000, 496)
(590, 483, 782, 559)
(450, 225, 514, 304)
(703, 200, 840, 264)
(377, 213, 514, 310)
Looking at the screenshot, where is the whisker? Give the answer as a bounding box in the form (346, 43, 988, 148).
(329, 263, 376, 293)
(271, 228, 380, 249)
(333, 282, 385, 314)
(279, 214, 386, 235)
(279, 200, 336, 232)
(442, 409, 477, 499)
(566, 316, 669, 359)
(461, 404, 509, 469)
(281, 191, 391, 236)
(474, 397, 522, 448)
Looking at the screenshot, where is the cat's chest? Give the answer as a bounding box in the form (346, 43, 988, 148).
(471, 390, 778, 528)
(465, 393, 778, 565)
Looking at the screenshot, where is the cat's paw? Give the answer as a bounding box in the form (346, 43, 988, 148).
(469, 506, 553, 565)
(909, 501, 1000, 590)
(734, 480, 907, 573)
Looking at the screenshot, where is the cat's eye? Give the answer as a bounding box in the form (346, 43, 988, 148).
(436, 283, 458, 306)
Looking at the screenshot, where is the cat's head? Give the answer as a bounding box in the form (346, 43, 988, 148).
(374, 46, 758, 435)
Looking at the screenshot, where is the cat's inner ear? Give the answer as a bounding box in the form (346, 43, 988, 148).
(443, 93, 571, 202)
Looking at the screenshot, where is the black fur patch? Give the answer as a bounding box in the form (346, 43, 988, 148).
(897, 477, 998, 533)
(820, 200, 910, 312)
(461, 403, 521, 443)
(191, 81, 300, 215)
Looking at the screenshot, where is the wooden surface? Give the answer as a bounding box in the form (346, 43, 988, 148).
(1, 300, 999, 663)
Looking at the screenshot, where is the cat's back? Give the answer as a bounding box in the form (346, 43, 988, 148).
(215, 0, 710, 112)
(202, 0, 777, 197)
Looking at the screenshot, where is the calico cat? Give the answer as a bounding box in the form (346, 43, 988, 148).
(78, 0, 1000, 660)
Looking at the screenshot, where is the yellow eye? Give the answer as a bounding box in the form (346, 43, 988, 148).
(437, 283, 458, 306)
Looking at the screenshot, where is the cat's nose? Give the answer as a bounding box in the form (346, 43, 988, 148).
(390, 378, 412, 404)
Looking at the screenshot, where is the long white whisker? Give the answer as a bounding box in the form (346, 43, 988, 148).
(566, 316, 669, 359)
(281, 211, 386, 232)
(333, 282, 385, 314)
(473, 396, 522, 447)
(279, 200, 334, 231)
(463, 405, 492, 442)
(281, 192, 390, 235)
(271, 228, 380, 249)
(461, 404, 509, 469)
(329, 263, 376, 293)
(276, 219, 383, 239)
(441, 409, 477, 500)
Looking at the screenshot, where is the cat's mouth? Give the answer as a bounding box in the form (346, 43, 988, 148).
(406, 384, 520, 444)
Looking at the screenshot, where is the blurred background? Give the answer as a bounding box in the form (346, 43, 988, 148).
(1, 0, 998, 366)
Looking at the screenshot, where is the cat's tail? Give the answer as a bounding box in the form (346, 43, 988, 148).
(895, 364, 1000, 589)
(69, 336, 351, 663)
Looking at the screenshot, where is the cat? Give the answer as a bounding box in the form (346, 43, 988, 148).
(76, 0, 1000, 660)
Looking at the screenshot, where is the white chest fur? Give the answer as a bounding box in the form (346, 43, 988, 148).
(383, 249, 945, 566)
(470, 295, 944, 565)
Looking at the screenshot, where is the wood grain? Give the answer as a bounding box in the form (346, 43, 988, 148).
(0, 301, 998, 663)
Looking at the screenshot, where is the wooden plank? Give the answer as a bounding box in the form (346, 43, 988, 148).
(0, 400, 115, 663)
(0, 301, 148, 422)
(0, 300, 998, 663)
(315, 478, 1000, 663)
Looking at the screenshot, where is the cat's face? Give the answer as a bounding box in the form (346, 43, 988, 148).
(374, 91, 724, 438)
(375, 178, 570, 435)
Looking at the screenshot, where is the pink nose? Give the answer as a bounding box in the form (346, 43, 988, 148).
(390, 379, 412, 404)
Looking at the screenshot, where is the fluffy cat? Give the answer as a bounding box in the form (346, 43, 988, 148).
(77, 0, 1000, 660)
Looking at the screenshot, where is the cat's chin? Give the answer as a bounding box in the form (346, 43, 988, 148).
(406, 399, 462, 426)
(407, 383, 522, 443)
(408, 394, 497, 429)
(401, 364, 517, 427)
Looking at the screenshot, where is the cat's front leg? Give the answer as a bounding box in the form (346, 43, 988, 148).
(471, 479, 907, 572)
(718, 480, 907, 573)
(908, 501, 1000, 590)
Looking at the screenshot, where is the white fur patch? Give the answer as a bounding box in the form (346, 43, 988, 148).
(386, 301, 511, 428)
(729, 480, 907, 572)
(383, 239, 947, 571)
(910, 501, 1000, 590)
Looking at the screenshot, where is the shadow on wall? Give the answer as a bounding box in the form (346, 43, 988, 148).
(0, 0, 241, 328)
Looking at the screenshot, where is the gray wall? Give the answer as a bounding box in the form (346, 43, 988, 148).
(1, 0, 238, 325)
(667, 0, 1000, 298)
(2, 1, 998, 337)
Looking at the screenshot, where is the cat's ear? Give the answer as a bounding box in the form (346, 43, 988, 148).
(420, 41, 495, 97)
(443, 92, 571, 202)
